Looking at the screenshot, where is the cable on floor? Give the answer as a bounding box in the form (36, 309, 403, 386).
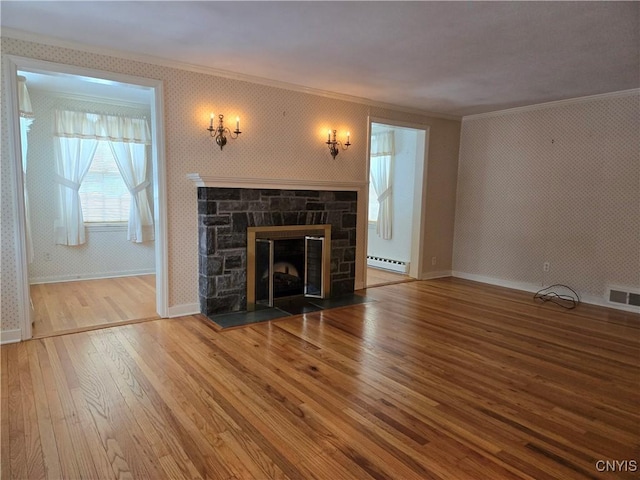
(534, 284, 580, 310)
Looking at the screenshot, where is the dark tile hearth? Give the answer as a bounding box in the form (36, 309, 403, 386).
(207, 293, 374, 329)
(198, 187, 358, 317)
(274, 296, 324, 316)
(209, 305, 293, 329)
(307, 294, 373, 309)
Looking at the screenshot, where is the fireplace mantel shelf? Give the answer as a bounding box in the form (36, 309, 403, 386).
(187, 174, 367, 191)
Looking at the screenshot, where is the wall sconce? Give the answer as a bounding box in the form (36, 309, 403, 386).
(207, 113, 241, 150)
(326, 129, 351, 159)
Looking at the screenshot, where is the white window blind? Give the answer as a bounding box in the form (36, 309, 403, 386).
(79, 141, 130, 223)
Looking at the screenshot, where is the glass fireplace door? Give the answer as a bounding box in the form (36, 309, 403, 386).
(304, 236, 325, 298)
(255, 238, 274, 306)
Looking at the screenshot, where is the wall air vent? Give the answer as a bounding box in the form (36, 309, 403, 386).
(606, 286, 640, 311)
(609, 289, 628, 304)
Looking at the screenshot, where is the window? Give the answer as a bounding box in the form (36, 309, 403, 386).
(368, 181, 379, 223)
(79, 141, 130, 222)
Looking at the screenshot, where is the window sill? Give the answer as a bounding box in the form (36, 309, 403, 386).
(85, 222, 127, 232)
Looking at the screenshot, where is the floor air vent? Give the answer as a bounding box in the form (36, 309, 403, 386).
(367, 256, 409, 274)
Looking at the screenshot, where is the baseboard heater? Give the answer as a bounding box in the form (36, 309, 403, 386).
(367, 256, 409, 274)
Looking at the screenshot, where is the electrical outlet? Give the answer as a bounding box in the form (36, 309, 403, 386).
(431, 256, 437, 266)
(543, 262, 550, 272)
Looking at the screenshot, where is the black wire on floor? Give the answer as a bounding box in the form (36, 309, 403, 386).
(534, 284, 580, 310)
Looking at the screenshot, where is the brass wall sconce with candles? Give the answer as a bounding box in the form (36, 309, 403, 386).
(326, 129, 351, 159)
(207, 113, 241, 150)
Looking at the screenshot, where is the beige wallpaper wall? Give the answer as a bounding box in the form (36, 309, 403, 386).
(453, 91, 639, 303)
(1, 36, 461, 333)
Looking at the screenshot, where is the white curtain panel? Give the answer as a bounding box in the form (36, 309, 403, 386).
(102, 115, 153, 243)
(53, 111, 99, 245)
(18, 76, 35, 262)
(108, 140, 154, 242)
(370, 131, 395, 240)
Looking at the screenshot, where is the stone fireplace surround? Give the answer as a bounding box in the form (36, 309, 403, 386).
(198, 186, 357, 316)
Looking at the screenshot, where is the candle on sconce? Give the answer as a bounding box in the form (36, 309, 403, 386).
(236, 116, 240, 131)
(347, 132, 351, 144)
(210, 113, 214, 128)
(327, 130, 331, 143)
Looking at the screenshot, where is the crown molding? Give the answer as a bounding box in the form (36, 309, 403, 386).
(462, 88, 640, 121)
(30, 88, 151, 109)
(2, 29, 460, 121)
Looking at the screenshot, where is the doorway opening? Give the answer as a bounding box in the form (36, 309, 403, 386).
(7, 57, 167, 340)
(366, 120, 428, 288)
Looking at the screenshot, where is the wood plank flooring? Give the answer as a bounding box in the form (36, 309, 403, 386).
(366, 267, 411, 287)
(3, 277, 639, 479)
(30, 275, 158, 338)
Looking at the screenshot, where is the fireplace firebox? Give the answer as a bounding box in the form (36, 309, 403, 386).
(248, 225, 331, 308)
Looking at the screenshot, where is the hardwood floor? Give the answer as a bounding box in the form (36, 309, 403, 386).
(366, 266, 412, 287)
(3, 278, 639, 479)
(30, 275, 159, 338)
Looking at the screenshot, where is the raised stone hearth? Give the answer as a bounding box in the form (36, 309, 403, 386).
(198, 187, 357, 316)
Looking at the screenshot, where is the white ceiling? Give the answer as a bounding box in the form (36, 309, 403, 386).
(2, 1, 638, 117)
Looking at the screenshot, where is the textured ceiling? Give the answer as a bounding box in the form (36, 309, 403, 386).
(2, 1, 638, 117)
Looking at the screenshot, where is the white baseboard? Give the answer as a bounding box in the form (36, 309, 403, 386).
(1, 329, 22, 344)
(168, 303, 200, 318)
(451, 271, 640, 315)
(29, 268, 155, 285)
(452, 271, 539, 294)
(421, 270, 452, 280)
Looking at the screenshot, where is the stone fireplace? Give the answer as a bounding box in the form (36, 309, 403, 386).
(197, 186, 357, 316)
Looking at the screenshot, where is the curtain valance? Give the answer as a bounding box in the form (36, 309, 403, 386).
(18, 76, 34, 119)
(370, 131, 394, 157)
(54, 110, 151, 144)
